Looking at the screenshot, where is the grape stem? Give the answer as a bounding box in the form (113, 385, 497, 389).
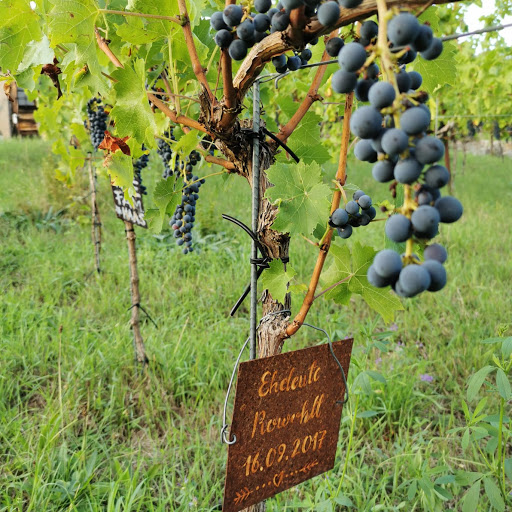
(285, 92, 354, 338)
(376, 0, 415, 259)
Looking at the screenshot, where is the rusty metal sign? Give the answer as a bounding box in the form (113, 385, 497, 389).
(223, 339, 354, 512)
(111, 174, 147, 228)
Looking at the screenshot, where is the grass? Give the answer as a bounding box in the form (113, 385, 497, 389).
(0, 137, 511, 511)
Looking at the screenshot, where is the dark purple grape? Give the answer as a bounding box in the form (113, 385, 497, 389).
(354, 139, 378, 162)
(255, 0, 272, 12)
(415, 136, 444, 164)
(400, 107, 431, 135)
(368, 265, 391, 287)
(411, 205, 440, 237)
(331, 208, 349, 227)
(368, 81, 396, 109)
(373, 249, 402, 280)
(394, 157, 423, 184)
(215, 29, 233, 49)
(421, 38, 443, 61)
(350, 106, 383, 139)
(326, 37, 344, 57)
(388, 12, 420, 46)
(211, 11, 228, 31)
(424, 164, 450, 189)
(317, 1, 340, 26)
(381, 128, 409, 156)
(422, 260, 447, 291)
(434, 196, 463, 223)
(385, 214, 412, 243)
(228, 39, 248, 60)
(338, 42, 367, 72)
(337, 225, 353, 239)
(331, 70, 357, 94)
(271, 11, 290, 31)
(424, 243, 447, 264)
(253, 13, 271, 32)
(408, 71, 423, 90)
(413, 24, 433, 52)
(223, 4, 243, 27)
(372, 160, 395, 182)
(397, 264, 431, 297)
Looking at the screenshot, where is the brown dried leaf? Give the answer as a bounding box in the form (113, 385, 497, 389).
(40, 58, 63, 99)
(98, 131, 131, 156)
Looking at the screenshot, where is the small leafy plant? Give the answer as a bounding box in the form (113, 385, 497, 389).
(449, 329, 512, 511)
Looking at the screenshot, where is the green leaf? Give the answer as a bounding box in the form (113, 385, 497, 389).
(0, 0, 42, 72)
(505, 458, 512, 482)
(260, 259, 297, 304)
(357, 410, 378, 418)
(151, 176, 182, 233)
(353, 371, 372, 395)
(110, 59, 158, 147)
(407, 480, 417, 501)
(105, 151, 134, 189)
(17, 35, 54, 73)
(501, 337, 512, 359)
(411, 41, 457, 94)
(483, 478, 505, 512)
(322, 243, 403, 323)
(265, 161, 330, 236)
(467, 366, 495, 401)
(290, 113, 331, 165)
(496, 369, 511, 400)
(48, 0, 100, 75)
(366, 370, 386, 384)
(144, 208, 164, 234)
(462, 428, 470, 451)
(472, 397, 488, 422)
(461, 480, 481, 512)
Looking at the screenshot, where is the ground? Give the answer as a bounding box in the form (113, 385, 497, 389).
(0, 138, 511, 511)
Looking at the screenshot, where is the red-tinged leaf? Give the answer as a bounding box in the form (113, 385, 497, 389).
(98, 131, 131, 156)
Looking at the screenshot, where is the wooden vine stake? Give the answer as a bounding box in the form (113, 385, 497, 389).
(87, 153, 102, 273)
(124, 221, 148, 365)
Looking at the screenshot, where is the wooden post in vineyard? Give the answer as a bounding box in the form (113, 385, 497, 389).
(124, 221, 148, 365)
(87, 153, 102, 273)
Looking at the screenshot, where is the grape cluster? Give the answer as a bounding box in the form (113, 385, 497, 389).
(329, 190, 376, 239)
(329, 11, 443, 97)
(157, 131, 177, 178)
(169, 173, 205, 255)
(86, 98, 108, 150)
(493, 120, 501, 141)
(210, 0, 365, 62)
(271, 47, 313, 74)
(133, 151, 149, 196)
(330, 11, 464, 298)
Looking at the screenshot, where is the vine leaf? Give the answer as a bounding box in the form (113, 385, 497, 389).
(48, 0, 100, 78)
(104, 151, 133, 190)
(412, 41, 457, 94)
(0, 0, 42, 72)
(265, 161, 330, 236)
(260, 259, 297, 304)
(290, 112, 331, 165)
(110, 59, 158, 148)
(151, 176, 182, 233)
(322, 242, 403, 323)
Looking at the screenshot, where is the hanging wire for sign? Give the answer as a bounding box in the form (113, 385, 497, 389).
(221, 312, 350, 445)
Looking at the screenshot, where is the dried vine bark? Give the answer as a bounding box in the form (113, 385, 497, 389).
(124, 221, 148, 365)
